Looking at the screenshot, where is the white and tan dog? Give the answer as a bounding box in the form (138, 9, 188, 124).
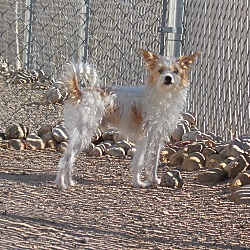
(55, 49, 200, 189)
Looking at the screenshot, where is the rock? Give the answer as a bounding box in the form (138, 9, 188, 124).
(182, 131, 204, 141)
(9, 139, 26, 150)
(41, 131, 58, 148)
(205, 154, 225, 169)
(127, 147, 137, 157)
(91, 128, 102, 143)
(96, 143, 106, 152)
(102, 128, 116, 141)
(202, 147, 217, 160)
(230, 171, 250, 192)
(103, 141, 114, 149)
(85, 143, 95, 153)
(171, 123, 186, 141)
(0, 140, 10, 149)
(182, 142, 205, 154)
(160, 148, 176, 163)
(197, 168, 227, 183)
(229, 184, 250, 204)
(228, 162, 246, 179)
(220, 144, 245, 158)
(219, 162, 227, 170)
(0, 132, 6, 140)
(190, 152, 206, 166)
(160, 170, 184, 188)
(169, 150, 185, 166)
(181, 153, 204, 171)
(106, 146, 125, 158)
(226, 155, 249, 179)
(218, 157, 235, 172)
(40, 84, 67, 105)
(37, 69, 48, 83)
(37, 124, 53, 137)
(223, 156, 236, 164)
(89, 146, 103, 157)
(57, 141, 68, 154)
(52, 126, 68, 143)
(206, 132, 223, 142)
(5, 124, 29, 139)
(113, 131, 124, 142)
(115, 140, 131, 152)
(190, 125, 199, 131)
(26, 133, 45, 150)
(181, 120, 191, 133)
(181, 112, 196, 125)
(215, 143, 229, 153)
(245, 154, 250, 166)
(232, 137, 250, 151)
(239, 135, 250, 142)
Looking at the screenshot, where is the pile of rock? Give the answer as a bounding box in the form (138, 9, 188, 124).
(0, 57, 53, 90)
(160, 130, 250, 203)
(0, 57, 67, 106)
(0, 124, 136, 159)
(1, 112, 250, 204)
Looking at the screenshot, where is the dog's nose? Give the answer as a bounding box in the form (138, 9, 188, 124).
(164, 75, 172, 85)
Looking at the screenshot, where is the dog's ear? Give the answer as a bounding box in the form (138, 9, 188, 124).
(139, 49, 159, 70)
(178, 52, 201, 70)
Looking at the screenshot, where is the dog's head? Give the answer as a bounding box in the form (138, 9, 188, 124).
(139, 49, 201, 91)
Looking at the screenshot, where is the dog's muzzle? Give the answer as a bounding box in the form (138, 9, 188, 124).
(164, 75, 173, 85)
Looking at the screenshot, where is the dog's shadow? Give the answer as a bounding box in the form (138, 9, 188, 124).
(0, 171, 55, 187)
(0, 170, 121, 188)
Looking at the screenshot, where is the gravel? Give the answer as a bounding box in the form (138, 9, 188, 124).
(0, 149, 250, 250)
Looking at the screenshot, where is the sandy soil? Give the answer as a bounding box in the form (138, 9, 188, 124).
(0, 149, 250, 250)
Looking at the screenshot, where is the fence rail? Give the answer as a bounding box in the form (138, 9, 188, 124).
(0, 0, 249, 140)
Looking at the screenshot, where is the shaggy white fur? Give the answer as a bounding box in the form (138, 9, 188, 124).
(55, 49, 200, 189)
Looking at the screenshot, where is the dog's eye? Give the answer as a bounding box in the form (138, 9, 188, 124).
(173, 69, 179, 74)
(159, 68, 164, 74)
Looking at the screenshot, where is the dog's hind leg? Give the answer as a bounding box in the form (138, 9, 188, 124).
(55, 93, 105, 189)
(55, 128, 93, 189)
(55, 144, 76, 189)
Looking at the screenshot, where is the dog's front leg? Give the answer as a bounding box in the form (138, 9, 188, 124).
(130, 136, 150, 188)
(144, 131, 163, 185)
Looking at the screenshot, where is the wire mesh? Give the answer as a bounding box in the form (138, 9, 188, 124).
(0, 0, 249, 139)
(183, 0, 249, 139)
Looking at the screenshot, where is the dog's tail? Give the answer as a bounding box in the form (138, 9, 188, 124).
(63, 62, 100, 104)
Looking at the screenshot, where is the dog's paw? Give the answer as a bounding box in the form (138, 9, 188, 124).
(153, 177, 161, 185)
(54, 178, 68, 189)
(131, 179, 151, 188)
(68, 178, 77, 187)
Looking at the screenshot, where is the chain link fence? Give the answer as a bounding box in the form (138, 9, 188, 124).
(0, 0, 249, 139)
(183, 0, 250, 139)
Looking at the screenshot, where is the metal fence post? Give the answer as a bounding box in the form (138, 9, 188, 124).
(82, 0, 90, 63)
(24, 0, 34, 70)
(159, 0, 168, 55)
(159, 0, 184, 57)
(174, 0, 184, 57)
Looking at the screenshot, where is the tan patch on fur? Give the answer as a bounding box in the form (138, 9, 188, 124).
(178, 52, 201, 71)
(172, 63, 189, 88)
(130, 105, 143, 129)
(68, 74, 82, 104)
(139, 49, 160, 71)
(147, 64, 166, 87)
(104, 104, 121, 126)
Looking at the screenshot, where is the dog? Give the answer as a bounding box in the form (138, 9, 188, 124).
(55, 49, 200, 189)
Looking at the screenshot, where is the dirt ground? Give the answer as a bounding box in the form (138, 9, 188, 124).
(0, 149, 250, 250)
